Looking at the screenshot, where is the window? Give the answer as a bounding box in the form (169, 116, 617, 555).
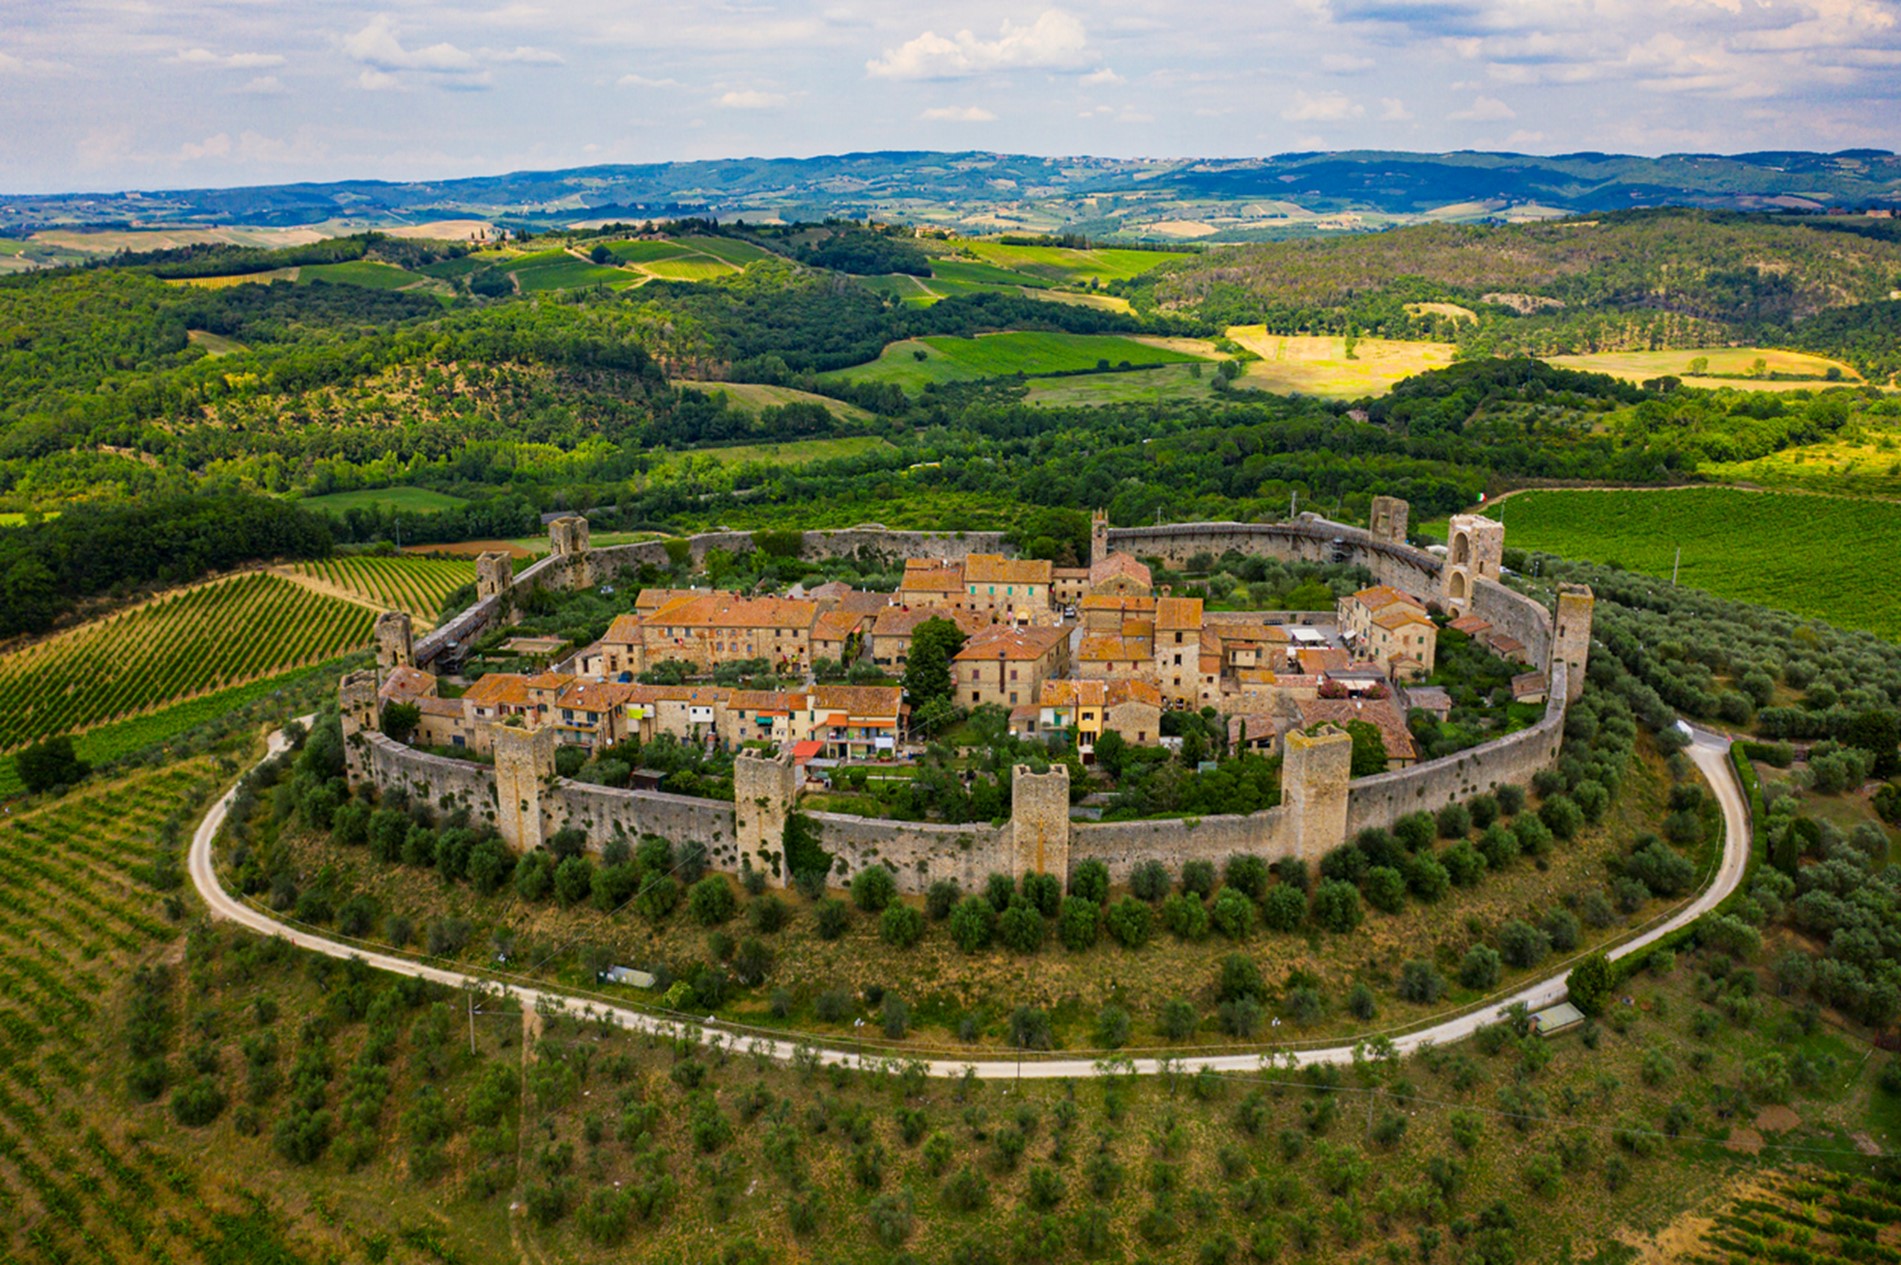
(1009, 669, 1018, 681)
(972, 691, 981, 702)
(1009, 692, 1018, 704)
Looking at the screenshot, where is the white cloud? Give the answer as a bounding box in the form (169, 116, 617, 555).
(1450, 94, 1515, 120)
(717, 89, 787, 108)
(1280, 89, 1364, 122)
(920, 105, 997, 122)
(343, 16, 481, 74)
(176, 48, 286, 70)
(1321, 54, 1374, 72)
(0, 49, 65, 74)
(1080, 66, 1123, 85)
(1379, 96, 1413, 120)
(485, 45, 563, 66)
(619, 72, 684, 88)
(240, 75, 286, 95)
(867, 10, 1095, 79)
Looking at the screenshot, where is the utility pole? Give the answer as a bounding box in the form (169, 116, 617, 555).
(1672, 546, 1682, 586)
(468, 990, 477, 1056)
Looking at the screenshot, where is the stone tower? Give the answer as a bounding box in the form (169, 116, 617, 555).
(1368, 496, 1410, 545)
(1552, 583, 1595, 702)
(1009, 763, 1071, 881)
(490, 722, 556, 852)
(547, 515, 594, 591)
(1090, 510, 1111, 567)
(734, 748, 797, 883)
(1441, 513, 1505, 610)
(1281, 724, 1354, 861)
(374, 609, 413, 670)
(338, 671, 380, 786)
(476, 551, 514, 603)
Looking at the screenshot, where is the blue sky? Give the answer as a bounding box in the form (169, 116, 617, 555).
(4, 0, 1899, 193)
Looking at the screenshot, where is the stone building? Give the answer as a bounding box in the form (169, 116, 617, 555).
(954, 624, 1071, 710)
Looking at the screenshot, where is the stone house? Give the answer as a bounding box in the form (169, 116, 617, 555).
(866, 606, 991, 671)
(954, 624, 1070, 710)
(1153, 596, 1205, 707)
(961, 554, 1055, 623)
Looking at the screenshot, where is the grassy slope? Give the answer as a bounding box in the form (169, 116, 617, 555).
(297, 487, 469, 515)
(1226, 327, 1457, 399)
(674, 380, 874, 421)
(835, 331, 1207, 389)
(1479, 487, 1901, 639)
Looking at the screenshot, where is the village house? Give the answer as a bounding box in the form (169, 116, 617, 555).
(552, 678, 641, 749)
(954, 623, 1071, 709)
(802, 684, 905, 759)
(866, 606, 992, 670)
(1078, 630, 1153, 681)
(1153, 596, 1205, 707)
(1338, 584, 1438, 680)
(623, 684, 730, 744)
(1022, 677, 1164, 753)
(634, 592, 821, 672)
(1293, 695, 1420, 769)
(962, 554, 1056, 623)
(1078, 593, 1158, 632)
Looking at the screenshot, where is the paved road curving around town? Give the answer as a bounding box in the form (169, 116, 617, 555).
(189, 722, 1751, 1079)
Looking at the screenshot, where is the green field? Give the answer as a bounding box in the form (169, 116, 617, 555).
(297, 486, 469, 516)
(600, 239, 692, 263)
(1023, 361, 1226, 406)
(503, 251, 634, 293)
(1705, 420, 1901, 497)
(0, 572, 375, 753)
(928, 257, 1054, 289)
(1476, 487, 1901, 639)
(684, 236, 778, 265)
(185, 329, 247, 357)
(640, 257, 737, 282)
(652, 435, 891, 473)
(295, 260, 420, 290)
(959, 240, 1189, 285)
(292, 555, 476, 624)
(676, 380, 874, 421)
(834, 331, 1210, 389)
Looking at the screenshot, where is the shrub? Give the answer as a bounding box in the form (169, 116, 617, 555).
(1442, 841, 1486, 887)
(1180, 859, 1217, 898)
(1513, 814, 1554, 858)
(1161, 893, 1210, 940)
(1261, 885, 1307, 932)
(1224, 855, 1271, 902)
(1217, 953, 1265, 1003)
(1220, 997, 1264, 1037)
(1346, 983, 1377, 1020)
(172, 1076, 227, 1127)
(1539, 796, 1584, 841)
(554, 856, 594, 907)
(1496, 785, 1526, 817)
(1395, 812, 1436, 852)
(1459, 946, 1502, 990)
(1210, 887, 1254, 939)
(1021, 872, 1063, 917)
(852, 865, 897, 912)
(1309, 880, 1362, 933)
(1069, 859, 1110, 904)
(1541, 909, 1580, 953)
(1283, 987, 1326, 1024)
(985, 872, 1017, 912)
(1158, 998, 1199, 1040)
(815, 898, 851, 940)
(1468, 794, 1499, 830)
(1436, 802, 1473, 839)
(1397, 960, 1445, 1004)
(514, 853, 554, 902)
(750, 894, 788, 934)
(815, 988, 853, 1023)
(1095, 1004, 1132, 1048)
(1009, 1006, 1053, 1050)
(880, 903, 925, 949)
(1058, 897, 1100, 951)
(1106, 897, 1153, 949)
(926, 879, 962, 920)
(1567, 953, 1614, 1016)
(1363, 867, 1407, 914)
(1478, 823, 1520, 870)
(949, 896, 996, 952)
(1130, 860, 1172, 902)
(999, 902, 1045, 953)
(1497, 920, 1551, 969)
(689, 876, 736, 925)
(1405, 854, 1451, 903)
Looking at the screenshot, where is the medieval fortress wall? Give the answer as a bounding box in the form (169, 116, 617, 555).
(356, 505, 1593, 894)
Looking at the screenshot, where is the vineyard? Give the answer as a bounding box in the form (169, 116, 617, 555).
(290, 554, 476, 625)
(1687, 1166, 1901, 1264)
(0, 573, 374, 753)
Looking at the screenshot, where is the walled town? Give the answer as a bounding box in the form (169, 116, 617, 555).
(338, 498, 1593, 891)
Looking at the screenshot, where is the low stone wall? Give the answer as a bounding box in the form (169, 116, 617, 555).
(363, 737, 499, 821)
(551, 781, 740, 871)
(1343, 660, 1569, 836)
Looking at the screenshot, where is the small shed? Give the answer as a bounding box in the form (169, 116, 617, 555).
(603, 966, 657, 989)
(1511, 671, 1549, 705)
(1529, 1001, 1585, 1036)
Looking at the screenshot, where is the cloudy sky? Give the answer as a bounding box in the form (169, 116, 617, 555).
(4, 0, 1899, 193)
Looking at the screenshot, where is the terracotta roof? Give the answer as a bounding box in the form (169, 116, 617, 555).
(555, 679, 639, 713)
(1234, 667, 1279, 686)
(1041, 679, 1107, 709)
(1296, 647, 1350, 674)
(1079, 594, 1158, 614)
(626, 684, 732, 705)
(525, 671, 576, 691)
(1487, 634, 1527, 658)
(812, 609, 865, 641)
(1448, 614, 1493, 637)
(462, 673, 532, 708)
(603, 613, 645, 645)
(1052, 566, 1090, 580)
(635, 587, 702, 612)
(415, 696, 465, 718)
(1089, 551, 1153, 589)
(1121, 618, 1156, 639)
(1155, 596, 1204, 630)
(644, 594, 818, 632)
(1512, 671, 1550, 699)
(1350, 584, 1425, 614)
(870, 607, 991, 639)
(1079, 634, 1152, 662)
(964, 554, 1053, 586)
(1105, 678, 1163, 708)
(808, 580, 854, 599)
(1294, 696, 1418, 762)
(956, 623, 1069, 662)
(899, 564, 965, 594)
(728, 689, 809, 711)
(1372, 608, 1434, 631)
(379, 664, 437, 702)
(832, 589, 893, 616)
(811, 684, 902, 717)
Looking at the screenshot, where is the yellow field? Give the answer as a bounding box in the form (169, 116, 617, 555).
(1225, 327, 1457, 399)
(186, 329, 246, 357)
(32, 226, 330, 253)
(1548, 347, 1862, 386)
(1405, 301, 1477, 323)
(165, 268, 298, 288)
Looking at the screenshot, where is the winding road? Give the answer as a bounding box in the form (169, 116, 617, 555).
(189, 723, 1752, 1078)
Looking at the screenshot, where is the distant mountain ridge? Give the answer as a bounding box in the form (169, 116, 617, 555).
(6, 148, 1900, 242)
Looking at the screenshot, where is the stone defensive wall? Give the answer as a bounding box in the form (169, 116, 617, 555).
(371, 509, 1589, 894)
